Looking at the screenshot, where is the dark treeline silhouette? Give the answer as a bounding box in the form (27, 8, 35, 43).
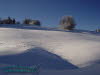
(0, 16, 76, 30)
(0, 17, 41, 26)
(0, 16, 99, 32)
(0, 17, 16, 24)
(23, 18, 41, 26)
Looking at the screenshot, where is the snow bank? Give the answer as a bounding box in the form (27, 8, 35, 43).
(0, 26, 100, 68)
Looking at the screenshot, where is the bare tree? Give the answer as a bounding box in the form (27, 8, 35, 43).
(60, 16, 76, 30)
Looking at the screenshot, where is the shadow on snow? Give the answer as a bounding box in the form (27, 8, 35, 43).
(0, 47, 78, 70)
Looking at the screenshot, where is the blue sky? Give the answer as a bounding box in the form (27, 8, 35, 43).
(0, 0, 99, 30)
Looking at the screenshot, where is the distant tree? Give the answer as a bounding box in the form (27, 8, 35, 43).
(0, 17, 19, 24)
(23, 19, 31, 24)
(7, 17, 12, 24)
(29, 20, 41, 26)
(12, 18, 16, 24)
(0, 18, 3, 24)
(59, 16, 76, 30)
(2, 17, 13, 24)
(23, 18, 41, 26)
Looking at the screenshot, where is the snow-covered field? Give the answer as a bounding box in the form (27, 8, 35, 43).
(0, 25, 100, 75)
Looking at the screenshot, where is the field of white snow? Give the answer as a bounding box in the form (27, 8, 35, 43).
(0, 25, 100, 75)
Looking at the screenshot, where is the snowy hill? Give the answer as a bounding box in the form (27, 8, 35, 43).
(0, 25, 100, 75)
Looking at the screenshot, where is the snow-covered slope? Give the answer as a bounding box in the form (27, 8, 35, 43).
(0, 25, 100, 71)
(40, 64, 100, 75)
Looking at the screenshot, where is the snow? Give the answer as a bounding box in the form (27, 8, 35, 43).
(0, 25, 100, 75)
(40, 64, 100, 75)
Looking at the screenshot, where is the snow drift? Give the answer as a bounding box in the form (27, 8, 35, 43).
(0, 25, 100, 68)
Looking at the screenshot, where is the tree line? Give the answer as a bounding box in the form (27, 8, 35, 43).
(0, 17, 41, 26)
(0, 16, 75, 30)
(0, 16, 99, 32)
